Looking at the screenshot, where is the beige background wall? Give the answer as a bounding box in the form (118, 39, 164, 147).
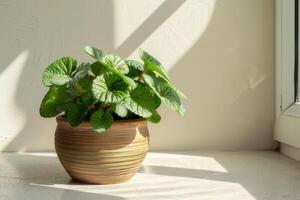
(0, 0, 276, 151)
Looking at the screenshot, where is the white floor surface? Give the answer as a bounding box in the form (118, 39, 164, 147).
(0, 151, 300, 200)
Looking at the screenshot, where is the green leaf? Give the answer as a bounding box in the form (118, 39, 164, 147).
(144, 73, 185, 116)
(65, 103, 87, 127)
(77, 78, 96, 105)
(84, 46, 108, 60)
(102, 54, 129, 74)
(92, 73, 128, 103)
(125, 60, 144, 78)
(66, 78, 96, 106)
(84, 46, 136, 88)
(90, 110, 113, 133)
(39, 87, 70, 117)
(122, 84, 161, 118)
(66, 78, 93, 97)
(42, 57, 77, 86)
(90, 61, 109, 76)
(139, 49, 169, 81)
(113, 104, 128, 118)
(73, 62, 90, 81)
(103, 61, 136, 88)
(147, 111, 161, 123)
(172, 86, 187, 99)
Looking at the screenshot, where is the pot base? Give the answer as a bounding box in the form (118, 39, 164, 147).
(70, 174, 134, 185)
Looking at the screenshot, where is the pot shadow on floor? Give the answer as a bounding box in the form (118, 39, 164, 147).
(0, 153, 127, 200)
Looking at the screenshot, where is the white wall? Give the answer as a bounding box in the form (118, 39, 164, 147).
(0, 0, 276, 152)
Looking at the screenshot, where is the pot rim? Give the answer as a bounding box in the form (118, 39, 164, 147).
(56, 115, 147, 126)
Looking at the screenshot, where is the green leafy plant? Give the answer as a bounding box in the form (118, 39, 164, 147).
(39, 46, 186, 132)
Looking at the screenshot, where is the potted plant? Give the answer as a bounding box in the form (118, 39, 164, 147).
(39, 46, 185, 184)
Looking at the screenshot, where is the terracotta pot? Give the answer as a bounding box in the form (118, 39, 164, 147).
(55, 116, 149, 184)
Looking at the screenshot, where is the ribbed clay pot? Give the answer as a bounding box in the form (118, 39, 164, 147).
(55, 116, 149, 184)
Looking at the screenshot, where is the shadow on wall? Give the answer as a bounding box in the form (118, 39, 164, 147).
(0, 0, 117, 151)
(149, 0, 276, 150)
(0, 0, 276, 152)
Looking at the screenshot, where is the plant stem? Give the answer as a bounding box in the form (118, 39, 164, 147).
(73, 82, 84, 95)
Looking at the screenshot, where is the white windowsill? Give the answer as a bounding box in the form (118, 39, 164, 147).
(1, 151, 300, 200)
(275, 103, 300, 149)
(282, 102, 300, 117)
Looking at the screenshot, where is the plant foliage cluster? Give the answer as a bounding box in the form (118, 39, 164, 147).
(39, 46, 185, 132)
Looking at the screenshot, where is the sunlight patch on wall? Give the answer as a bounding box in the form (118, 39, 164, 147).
(0, 50, 29, 149)
(113, 0, 215, 71)
(113, 0, 164, 50)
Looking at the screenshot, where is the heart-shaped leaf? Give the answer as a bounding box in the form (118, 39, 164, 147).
(139, 49, 169, 82)
(147, 111, 161, 123)
(84, 46, 108, 60)
(102, 54, 129, 74)
(90, 110, 113, 133)
(92, 73, 128, 103)
(65, 103, 87, 127)
(90, 61, 109, 76)
(73, 62, 91, 81)
(42, 57, 77, 86)
(113, 104, 128, 118)
(39, 87, 71, 117)
(84, 46, 136, 88)
(171, 86, 187, 99)
(144, 72, 185, 116)
(125, 60, 144, 78)
(121, 84, 161, 118)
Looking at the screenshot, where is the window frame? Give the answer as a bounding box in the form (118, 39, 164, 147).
(275, 0, 300, 149)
